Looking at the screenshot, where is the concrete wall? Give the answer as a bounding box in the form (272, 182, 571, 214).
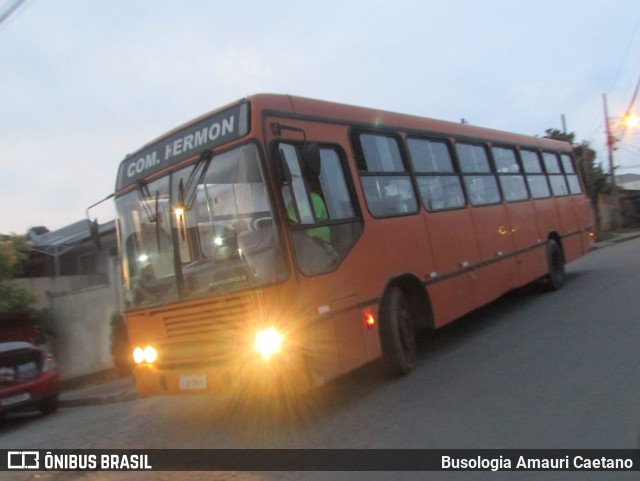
(598, 194, 614, 231)
(13, 257, 123, 381)
(49, 283, 117, 379)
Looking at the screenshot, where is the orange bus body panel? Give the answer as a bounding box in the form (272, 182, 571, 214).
(117, 94, 594, 397)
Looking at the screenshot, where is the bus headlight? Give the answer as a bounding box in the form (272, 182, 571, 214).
(133, 345, 158, 364)
(254, 328, 283, 360)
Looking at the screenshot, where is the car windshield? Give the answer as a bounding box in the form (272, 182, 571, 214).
(115, 143, 285, 309)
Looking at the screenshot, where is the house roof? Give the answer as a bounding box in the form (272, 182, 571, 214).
(30, 219, 115, 256)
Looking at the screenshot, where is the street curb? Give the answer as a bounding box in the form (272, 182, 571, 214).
(592, 233, 640, 249)
(59, 390, 139, 408)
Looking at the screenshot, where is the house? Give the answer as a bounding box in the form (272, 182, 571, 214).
(15, 219, 126, 381)
(618, 175, 640, 228)
(26, 219, 117, 278)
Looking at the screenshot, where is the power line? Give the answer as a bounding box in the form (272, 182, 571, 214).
(619, 70, 640, 143)
(609, 8, 640, 96)
(0, 0, 29, 31)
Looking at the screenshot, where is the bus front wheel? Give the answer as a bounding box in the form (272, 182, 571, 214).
(379, 287, 417, 376)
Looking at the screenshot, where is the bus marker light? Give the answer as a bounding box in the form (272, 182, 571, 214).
(318, 305, 331, 315)
(364, 312, 376, 329)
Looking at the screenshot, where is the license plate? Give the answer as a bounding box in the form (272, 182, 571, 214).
(1, 392, 31, 407)
(179, 374, 207, 390)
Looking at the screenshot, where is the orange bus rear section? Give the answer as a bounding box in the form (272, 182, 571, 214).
(116, 94, 594, 397)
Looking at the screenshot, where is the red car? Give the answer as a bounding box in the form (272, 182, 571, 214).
(0, 341, 60, 416)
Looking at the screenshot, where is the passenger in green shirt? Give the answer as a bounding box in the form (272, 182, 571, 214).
(287, 192, 331, 244)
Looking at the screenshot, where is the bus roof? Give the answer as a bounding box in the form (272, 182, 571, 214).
(115, 93, 571, 192)
(249, 93, 571, 152)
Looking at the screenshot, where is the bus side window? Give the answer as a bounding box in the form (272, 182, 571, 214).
(277, 142, 363, 276)
(407, 137, 466, 211)
(560, 153, 583, 195)
(492, 146, 528, 202)
(279, 143, 316, 225)
(355, 133, 418, 217)
(456, 142, 501, 206)
(521, 149, 551, 199)
(543, 152, 569, 196)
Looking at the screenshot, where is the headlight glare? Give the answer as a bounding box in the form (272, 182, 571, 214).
(133, 345, 158, 364)
(143, 345, 158, 363)
(255, 328, 283, 360)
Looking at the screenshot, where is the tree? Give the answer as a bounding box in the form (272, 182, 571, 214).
(544, 128, 575, 144)
(0, 234, 53, 343)
(0, 234, 29, 280)
(544, 129, 609, 232)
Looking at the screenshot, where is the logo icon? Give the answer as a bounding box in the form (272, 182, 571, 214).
(8, 451, 40, 469)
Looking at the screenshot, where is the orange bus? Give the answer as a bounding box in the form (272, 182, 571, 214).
(114, 94, 594, 397)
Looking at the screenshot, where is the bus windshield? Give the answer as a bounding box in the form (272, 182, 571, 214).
(115, 143, 285, 309)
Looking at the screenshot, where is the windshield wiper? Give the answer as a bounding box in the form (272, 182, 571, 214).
(136, 180, 157, 223)
(135, 180, 163, 252)
(180, 150, 213, 210)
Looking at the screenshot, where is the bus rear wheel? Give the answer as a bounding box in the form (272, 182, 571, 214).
(544, 239, 565, 291)
(380, 287, 417, 376)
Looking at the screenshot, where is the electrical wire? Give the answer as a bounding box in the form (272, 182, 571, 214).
(0, 0, 30, 33)
(608, 8, 640, 97)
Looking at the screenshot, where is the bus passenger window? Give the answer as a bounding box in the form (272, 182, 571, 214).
(543, 152, 569, 196)
(355, 133, 418, 217)
(456, 142, 501, 206)
(521, 149, 551, 199)
(407, 137, 465, 210)
(561, 153, 583, 194)
(492, 146, 528, 202)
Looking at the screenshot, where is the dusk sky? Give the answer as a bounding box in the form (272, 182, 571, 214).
(1, 0, 640, 234)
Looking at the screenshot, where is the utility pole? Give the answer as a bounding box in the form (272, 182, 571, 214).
(602, 93, 621, 230)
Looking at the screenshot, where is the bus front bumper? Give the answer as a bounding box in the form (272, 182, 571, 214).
(132, 355, 311, 398)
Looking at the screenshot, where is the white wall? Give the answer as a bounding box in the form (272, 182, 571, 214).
(49, 284, 116, 379)
(13, 258, 123, 380)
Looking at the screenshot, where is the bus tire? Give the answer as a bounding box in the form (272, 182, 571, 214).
(545, 239, 565, 291)
(379, 287, 417, 376)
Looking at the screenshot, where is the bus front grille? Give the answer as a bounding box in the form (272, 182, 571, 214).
(162, 293, 252, 339)
(152, 292, 255, 366)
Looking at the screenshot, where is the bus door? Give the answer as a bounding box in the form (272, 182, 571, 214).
(492, 146, 547, 285)
(540, 152, 583, 263)
(266, 117, 370, 382)
(406, 137, 480, 325)
(559, 152, 591, 261)
(521, 149, 561, 250)
(455, 142, 517, 302)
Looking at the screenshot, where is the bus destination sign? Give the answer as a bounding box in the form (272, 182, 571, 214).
(116, 102, 249, 190)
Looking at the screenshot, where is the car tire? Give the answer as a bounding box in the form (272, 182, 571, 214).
(39, 395, 59, 415)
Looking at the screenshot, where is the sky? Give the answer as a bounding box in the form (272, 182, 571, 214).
(1, 0, 640, 234)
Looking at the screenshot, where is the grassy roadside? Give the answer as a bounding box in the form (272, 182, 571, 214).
(596, 228, 640, 243)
